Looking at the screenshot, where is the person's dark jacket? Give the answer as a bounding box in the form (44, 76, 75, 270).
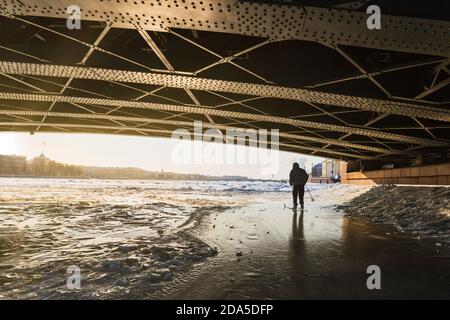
(289, 163, 309, 186)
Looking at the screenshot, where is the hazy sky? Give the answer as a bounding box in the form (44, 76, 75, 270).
(0, 132, 324, 179)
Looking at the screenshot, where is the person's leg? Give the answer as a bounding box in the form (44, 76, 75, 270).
(299, 185, 305, 210)
(292, 185, 298, 208)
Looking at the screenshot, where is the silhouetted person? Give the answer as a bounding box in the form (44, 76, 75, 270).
(289, 162, 309, 210)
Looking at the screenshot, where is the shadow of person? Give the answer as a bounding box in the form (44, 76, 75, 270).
(288, 211, 307, 297)
(291, 211, 305, 250)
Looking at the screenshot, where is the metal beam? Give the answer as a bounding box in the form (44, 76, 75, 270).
(137, 28, 215, 125)
(0, 45, 50, 63)
(1, 61, 449, 123)
(0, 92, 446, 147)
(37, 24, 113, 131)
(169, 30, 273, 83)
(193, 38, 273, 83)
(1, 0, 448, 57)
(415, 77, 450, 100)
(334, 46, 392, 97)
(12, 74, 196, 123)
(2, 15, 194, 76)
(306, 58, 445, 90)
(0, 107, 401, 154)
(313, 113, 390, 155)
(137, 27, 219, 124)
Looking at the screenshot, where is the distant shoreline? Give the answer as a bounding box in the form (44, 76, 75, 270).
(0, 174, 284, 183)
(0, 153, 260, 182)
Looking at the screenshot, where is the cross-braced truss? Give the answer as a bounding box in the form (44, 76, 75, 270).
(0, 0, 449, 162)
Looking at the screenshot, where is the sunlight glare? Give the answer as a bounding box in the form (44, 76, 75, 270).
(0, 133, 17, 155)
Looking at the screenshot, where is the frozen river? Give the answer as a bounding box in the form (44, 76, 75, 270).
(1, 178, 448, 299)
(0, 178, 298, 299)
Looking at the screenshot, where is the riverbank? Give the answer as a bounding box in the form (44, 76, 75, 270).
(338, 184, 450, 245)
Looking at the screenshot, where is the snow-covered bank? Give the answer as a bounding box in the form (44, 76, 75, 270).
(337, 185, 450, 244)
(309, 183, 372, 205)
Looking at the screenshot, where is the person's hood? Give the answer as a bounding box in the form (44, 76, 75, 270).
(292, 163, 300, 170)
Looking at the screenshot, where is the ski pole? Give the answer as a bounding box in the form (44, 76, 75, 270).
(306, 185, 314, 202)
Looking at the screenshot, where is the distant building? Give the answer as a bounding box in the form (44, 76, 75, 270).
(28, 153, 53, 176)
(322, 159, 341, 180)
(0, 155, 27, 175)
(310, 159, 342, 183)
(311, 163, 322, 177)
(0, 153, 253, 181)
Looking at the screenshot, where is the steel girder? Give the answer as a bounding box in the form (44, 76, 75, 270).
(1, 62, 449, 123)
(0, 0, 449, 57)
(0, 92, 445, 147)
(0, 1, 449, 162)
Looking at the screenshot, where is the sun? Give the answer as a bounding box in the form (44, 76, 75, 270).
(0, 133, 17, 155)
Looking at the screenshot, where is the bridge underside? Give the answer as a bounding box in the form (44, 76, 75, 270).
(0, 0, 449, 163)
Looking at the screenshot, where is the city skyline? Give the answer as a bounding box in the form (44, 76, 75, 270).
(0, 132, 324, 179)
